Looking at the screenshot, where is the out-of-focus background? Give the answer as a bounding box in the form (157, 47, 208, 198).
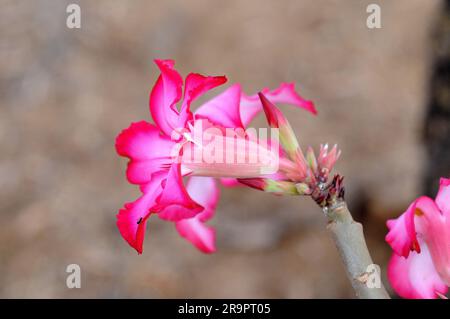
(0, 0, 448, 298)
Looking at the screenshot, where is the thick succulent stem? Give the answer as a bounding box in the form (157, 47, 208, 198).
(311, 175, 390, 298)
(325, 201, 390, 299)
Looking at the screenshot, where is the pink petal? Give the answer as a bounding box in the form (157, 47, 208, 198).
(155, 163, 204, 221)
(149, 59, 184, 136)
(240, 83, 316, 127)
(414, 196, 450, 286)
(175, 217, 216, 253)
(175, 177, 219, 253)
(115, 121, 175, 185)
(195, 84, 244, 128)
(116, 173, 165, 254)
(195, 82, 315, 129)
(180, 73, 227, 126)
(386, 202, 419, 257)
(388, 241, 448, 299)
(435, 177, 450, 216)
(185, 176, 219, 222)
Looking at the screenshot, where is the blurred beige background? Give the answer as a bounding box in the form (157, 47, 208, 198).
(0, 0, 444, 298)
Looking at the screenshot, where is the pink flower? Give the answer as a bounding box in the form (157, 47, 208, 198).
(115, 59, 316, 254)
(386, 177, 450, 299)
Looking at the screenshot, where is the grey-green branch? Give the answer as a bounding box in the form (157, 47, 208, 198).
(325, 201, 390, 299)
(309, 175, 390, 298)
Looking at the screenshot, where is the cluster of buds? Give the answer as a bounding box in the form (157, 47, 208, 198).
(309, 174, 345, 208)
(239, 93, 342, 208)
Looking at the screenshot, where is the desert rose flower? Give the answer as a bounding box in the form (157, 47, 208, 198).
(386, 177, 450, 299)
(116, 59, 316, 253)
